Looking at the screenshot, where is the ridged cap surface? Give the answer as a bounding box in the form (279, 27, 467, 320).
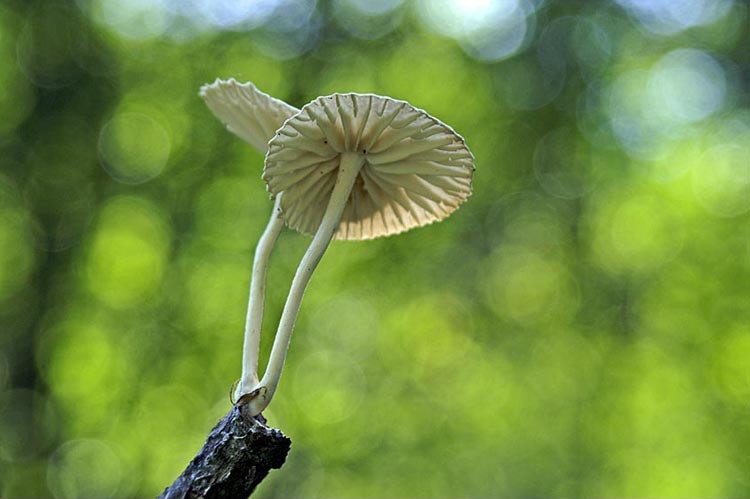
(200, 78, 299, 153)
(264, 93, 475, 240)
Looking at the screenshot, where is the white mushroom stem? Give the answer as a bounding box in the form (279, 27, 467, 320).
(236, 195, 285, 400)
(247, 152, 366, 415)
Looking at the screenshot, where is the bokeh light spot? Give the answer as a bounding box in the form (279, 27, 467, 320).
(47, 439, 123, 499)
(307, 295, 378, 361)
(606, 49, 727, 160)
(416, 0, 535, 62)
(0, 176, 35, 303)
(188, 0, 278, 30)
(182, 251, 249, 331)
(499, 59, 563, 110)
(634, 138, 703, 183)
(194, 176, 269, 251)
(84, 196, 171, 308)
(345, 0, 402, 16)
(614, 0, 733, 35)
(252, 0, 321, 60)
(692, 143, 750, 217)
(589, 191, 685, 274)
(635, 265, 714, 344)
(292, 351, 365, 424)
(591, 342, 728, 496)
(0, 209, 35, 301)
(41, 313, 135, 434)
(98, 112, 171, 184)
(571, 17, 613, 79)
(648, 49, 726, 124)
(88, 0, 173, 40)
(712, 327, 750, 403)
(533, 126, 594, 199)
(459, 8, 530, 63)
(380, 294, 476, 386)
(417, 0, 520, 38)
(606, 70, 661, 158)
(333, 0, 404, 40)
(484, 249, 579, 326)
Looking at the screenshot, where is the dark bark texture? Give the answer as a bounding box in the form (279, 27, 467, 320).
(158, 402, 291, 499)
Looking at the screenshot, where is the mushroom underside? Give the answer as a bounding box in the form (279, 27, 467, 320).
(264, 93, 475, 240)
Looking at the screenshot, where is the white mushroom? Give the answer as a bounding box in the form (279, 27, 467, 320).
(245, 93, 474, 415)
(199, 78, 298, 399)
(201, 78, 298, 152)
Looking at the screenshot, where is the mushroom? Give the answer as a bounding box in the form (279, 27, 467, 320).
(245, 93, 475, 415)
(199, 78, 298, 398)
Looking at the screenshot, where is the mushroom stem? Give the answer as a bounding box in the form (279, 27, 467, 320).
(247, 152, 366, 415)
(236, 195, 285, 400)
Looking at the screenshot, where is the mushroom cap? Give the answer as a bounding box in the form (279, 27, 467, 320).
(263, 93, 475, 240)
(200, 78, 299, 153)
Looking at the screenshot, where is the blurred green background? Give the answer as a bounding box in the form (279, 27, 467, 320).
(1, 0, 750, 497)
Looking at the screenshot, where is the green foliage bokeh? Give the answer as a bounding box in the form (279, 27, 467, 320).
(1, 0, 750, 497)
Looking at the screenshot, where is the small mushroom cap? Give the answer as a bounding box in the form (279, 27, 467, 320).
(200, 78, 299, 153)
(263, 93, 475, 240)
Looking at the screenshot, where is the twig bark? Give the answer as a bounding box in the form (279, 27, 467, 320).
(158, 401, 291, 499)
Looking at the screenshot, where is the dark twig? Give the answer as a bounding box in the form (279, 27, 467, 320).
(158, 401, 291, 499)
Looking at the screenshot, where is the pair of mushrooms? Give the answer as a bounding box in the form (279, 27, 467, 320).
(200, 79, 475, 416)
